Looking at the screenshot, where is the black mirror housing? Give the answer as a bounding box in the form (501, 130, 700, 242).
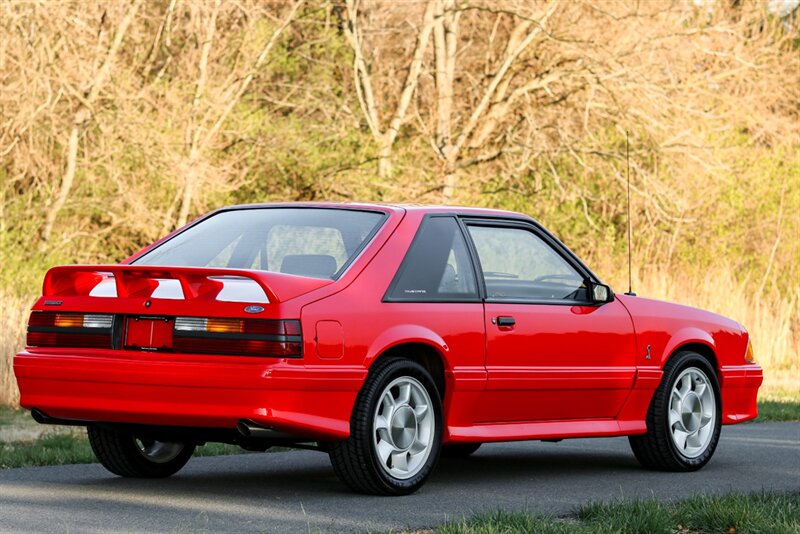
(590, 282, 614, 304)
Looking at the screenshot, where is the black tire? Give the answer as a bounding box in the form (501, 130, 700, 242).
(629, 351, 721, 471)
(87, 426, 195, 478)
(329, 358, 443, 495)
(441, 442, 481, 458)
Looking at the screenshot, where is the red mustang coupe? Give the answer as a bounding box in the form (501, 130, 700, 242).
(14, 203, 762, 494)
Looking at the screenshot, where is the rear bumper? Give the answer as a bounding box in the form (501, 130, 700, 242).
(720, 364, 763, 424)
(14, 350, 366, 440)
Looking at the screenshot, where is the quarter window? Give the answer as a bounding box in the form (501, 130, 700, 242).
(386, 217, 478, 301)
(467, 225, 588, 302)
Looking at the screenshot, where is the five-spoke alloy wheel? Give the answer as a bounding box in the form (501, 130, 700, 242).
(329, 358, 443, 495)
(668, 367, 716, 458)
(373, 376, 436, 480)
(629, 350, 721, 471)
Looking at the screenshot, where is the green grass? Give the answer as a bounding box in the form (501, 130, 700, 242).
(0, 433, 96, 468)
(757, 400, 800, 422)
(0, 431, 251, 469)
(0, 407, 31, 426)
(757, 389, 800, 422)
(435, 492, 800, 534)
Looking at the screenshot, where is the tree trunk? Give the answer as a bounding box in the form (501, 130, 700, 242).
(442, 171, 457, 201)
(177, 154, 198, 229)
(38, 0, 142, 248)
(40, 109, 87, 248)
(441, 150, 458, 202)
(378, 141, 392, 178)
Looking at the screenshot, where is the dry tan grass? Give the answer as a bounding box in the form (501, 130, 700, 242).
(0, 292, 29, 407)
(1, 268, 795, 407)
(601, 266, 799, 396)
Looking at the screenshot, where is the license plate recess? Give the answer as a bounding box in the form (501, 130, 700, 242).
(125, 316, 174, 350)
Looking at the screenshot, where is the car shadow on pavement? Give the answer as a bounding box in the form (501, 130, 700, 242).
(61, 442, 644, 499)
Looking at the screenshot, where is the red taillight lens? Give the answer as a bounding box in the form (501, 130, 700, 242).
(27, 312, 113, 349)
(27, 331, 112, 349)
(173, 317, 302, 358)
(172, 338, 302, 358)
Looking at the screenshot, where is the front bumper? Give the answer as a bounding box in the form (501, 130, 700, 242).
(14, 349, 366, 440)
(720, 364, 763, 424)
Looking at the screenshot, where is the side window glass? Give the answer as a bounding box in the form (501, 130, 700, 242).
(387, 217, 478, 301)
(467, 225, 587, 302)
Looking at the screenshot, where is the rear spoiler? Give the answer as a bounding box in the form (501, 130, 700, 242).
(42, 265, 332, 303)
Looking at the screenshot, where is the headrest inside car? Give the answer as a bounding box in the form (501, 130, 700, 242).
(280, 254, 338, 278)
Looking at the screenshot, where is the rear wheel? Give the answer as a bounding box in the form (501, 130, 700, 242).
(629, 351, 721, 471)
(329, 358, 442, 495)
(87, 426, 195, 478)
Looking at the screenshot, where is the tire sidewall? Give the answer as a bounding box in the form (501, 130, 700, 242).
(88, 425, 195, 478)
(659, 352, 722, 470)
(361, 359, 443, 494)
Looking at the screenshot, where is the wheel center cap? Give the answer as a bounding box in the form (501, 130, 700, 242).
(681, 392, 702, 432)
(390, 406, 417, 450)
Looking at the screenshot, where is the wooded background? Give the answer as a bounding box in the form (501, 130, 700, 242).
(1, 0, 798, 405)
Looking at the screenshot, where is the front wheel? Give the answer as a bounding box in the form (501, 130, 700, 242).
(329, 358, 443, 495)
(87, 426, 195, 478)
(629, 351, 721, 471)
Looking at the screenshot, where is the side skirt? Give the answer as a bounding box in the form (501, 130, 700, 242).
(447, 419, 647, 442)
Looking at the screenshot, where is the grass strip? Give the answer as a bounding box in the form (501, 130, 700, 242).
(756, 389, 800, 422)
(434, 491, 800, 534)
(0, 407, 31, 426)
(0, 431, 249, 469)
(0, 393, 796, 469)
(756, 399, 800, 422)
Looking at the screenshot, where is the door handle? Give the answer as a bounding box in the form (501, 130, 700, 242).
(496, 316, 516, 327)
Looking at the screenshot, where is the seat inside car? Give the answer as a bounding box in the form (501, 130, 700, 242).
(280, 254, 338, 278)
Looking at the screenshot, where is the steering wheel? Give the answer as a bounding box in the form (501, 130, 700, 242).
(531, 273, 582, 285)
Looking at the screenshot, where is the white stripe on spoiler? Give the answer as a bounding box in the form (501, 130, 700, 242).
(88, 275, 269, 303)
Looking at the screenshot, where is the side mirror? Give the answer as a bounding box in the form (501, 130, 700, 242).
(590, 282, 614, 304)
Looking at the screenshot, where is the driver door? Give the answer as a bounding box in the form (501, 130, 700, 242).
(465, 221, 637, 423)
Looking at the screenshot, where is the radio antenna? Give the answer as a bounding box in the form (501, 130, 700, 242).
(625, 131, 636, 296)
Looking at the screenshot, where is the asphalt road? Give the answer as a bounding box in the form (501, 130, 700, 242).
(0, 422, 797, 533)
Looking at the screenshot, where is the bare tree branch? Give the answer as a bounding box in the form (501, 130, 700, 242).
(40, 0, 142, 247)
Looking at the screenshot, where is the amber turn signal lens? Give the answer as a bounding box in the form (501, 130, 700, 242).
(54, 314, 85, 328)
(205, 318, 244, 333)
(745, 340, 756, 363)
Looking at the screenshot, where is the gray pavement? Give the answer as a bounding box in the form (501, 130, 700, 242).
(0, 422, 797, 533)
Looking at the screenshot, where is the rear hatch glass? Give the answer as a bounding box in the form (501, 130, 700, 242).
(133, 208, 386, 280)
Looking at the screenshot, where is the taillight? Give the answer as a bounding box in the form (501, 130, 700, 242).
(173, 317, 302, 358)
(27, 312, 113, 349)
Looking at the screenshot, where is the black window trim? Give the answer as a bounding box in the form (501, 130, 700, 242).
(383, 213, 482, 303)
(460, 216, 606, 307)
(129, 205, 389, 282)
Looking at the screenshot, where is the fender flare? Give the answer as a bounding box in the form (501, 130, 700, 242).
(660, 327, 716, 368)
(364, 324, 450, 370)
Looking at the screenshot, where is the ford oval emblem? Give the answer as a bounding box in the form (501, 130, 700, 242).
(244, 305, 265, 314)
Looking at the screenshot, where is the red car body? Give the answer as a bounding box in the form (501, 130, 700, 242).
(14, 203, 762, 492)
